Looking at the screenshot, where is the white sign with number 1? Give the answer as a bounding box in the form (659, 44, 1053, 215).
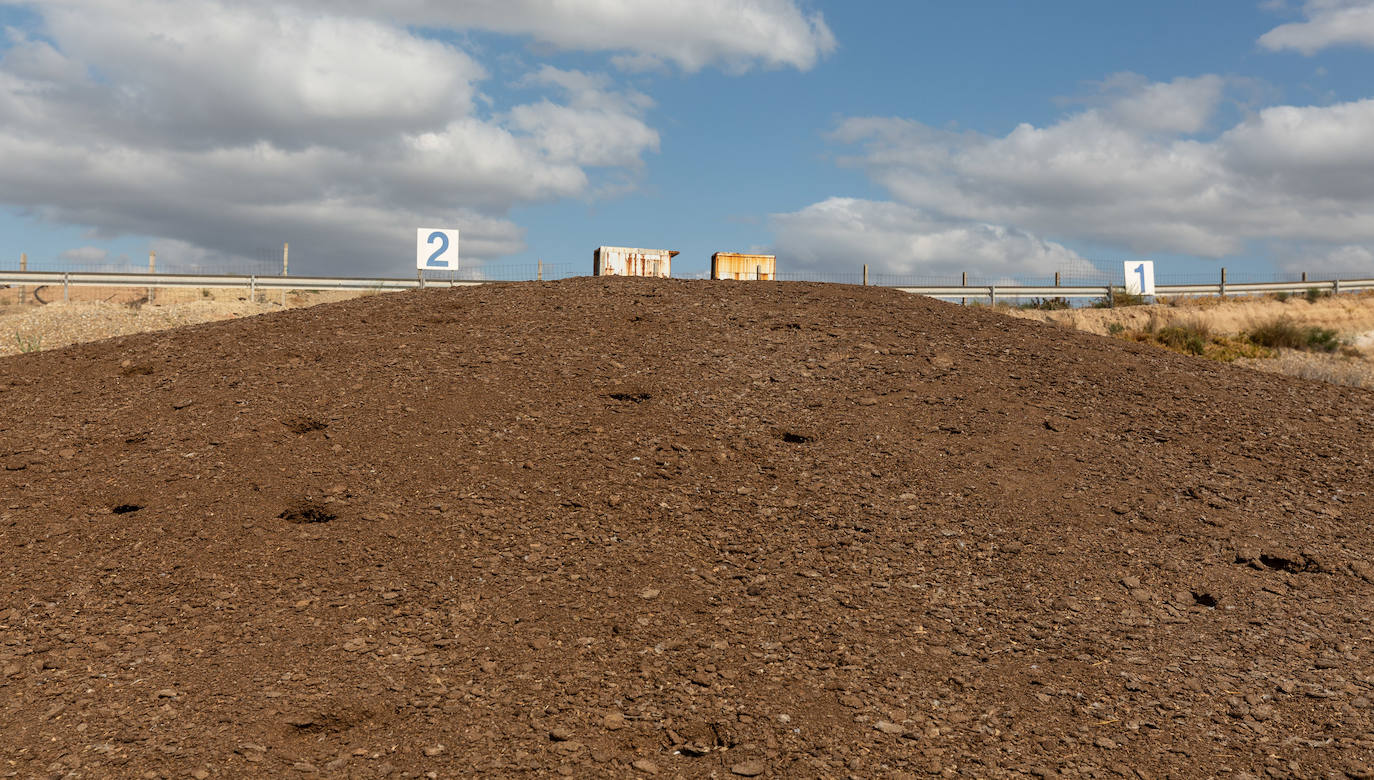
(1125, 260, 1156, 296)
(418, 228, 460, 271)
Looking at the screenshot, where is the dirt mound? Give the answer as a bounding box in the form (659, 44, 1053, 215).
(1, 277, 1372, 778)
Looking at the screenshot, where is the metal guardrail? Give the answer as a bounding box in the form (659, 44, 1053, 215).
(0, 271, 482, 302)
(898, 277, 1374, 303)
(1, 270, 1371, 305)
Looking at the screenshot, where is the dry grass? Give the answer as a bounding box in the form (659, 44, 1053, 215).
(0, 287, 367, 358)
(1009, 291, 1374, 389)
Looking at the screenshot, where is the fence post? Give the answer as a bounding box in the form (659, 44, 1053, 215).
(63, 272, 69, 303)
(961, 271, 968, 306)
(249, 275, 256, 301)
(282, 242, 289, 306)
(19, 252, 26, 305)
(1108, 286, 1115, 308)
(1301, 271, 1308, 283)
(538, 258, 543, 281)
(148, 250, 156, 304)
(863, 264, 868, 286)
(1220, 267, 1226, 298)
(1054, 271, 1060, 287)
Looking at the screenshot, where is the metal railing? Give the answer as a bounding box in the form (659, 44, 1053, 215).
(895, 277, 1374, 304)
(1, 269, 1371, 305)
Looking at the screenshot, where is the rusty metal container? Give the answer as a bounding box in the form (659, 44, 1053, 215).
(593, 247, 677, 278)
(711, 253, 775, 281)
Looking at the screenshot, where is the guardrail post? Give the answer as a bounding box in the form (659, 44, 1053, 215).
(19, 252, 26, 305)
(63, 272, 69, 303)
(989, 285, 997, 305)
(1220, 267, 1227, 298)
(961, 271, 967, 306)
(1108, 286, 1115, 308)
(1334, 279, 1341, 296)
(249, 275, 256, 301)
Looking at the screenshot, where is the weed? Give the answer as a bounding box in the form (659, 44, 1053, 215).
(1154, 324, 1208, 355)
(1274, 292, 1290, 303)
(1247, 317, 1340, 353)
(1126, 316, 1273, 362)
(201, 288, 211, 298)
(1107, 322, 1126, 336)
(1306, 287, 1329, 304)
(1020, 297, 1072, 311)
(13, 331, 41, 353)
(1091, 288, 1147, 308)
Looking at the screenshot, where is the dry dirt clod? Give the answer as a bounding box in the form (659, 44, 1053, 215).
(731, 760, 767, 777)
(631, 759, 660, 774)
(874, 720, 903, 735)
(602, 712, 628, 731)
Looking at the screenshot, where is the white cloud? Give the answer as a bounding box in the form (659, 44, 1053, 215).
(1260, 0, 1374, 54)
(771, 198, 1093, 281)
(816, 76, 1374, 266)
(1096, 74, 1227, 135)
(0, 0, 788, 272)
(308, 0, 837, 73)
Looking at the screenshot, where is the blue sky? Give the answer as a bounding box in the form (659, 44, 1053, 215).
(1, 1, 1373, 282)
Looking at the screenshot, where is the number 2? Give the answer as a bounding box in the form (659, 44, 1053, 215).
(426, 231, 449, 267)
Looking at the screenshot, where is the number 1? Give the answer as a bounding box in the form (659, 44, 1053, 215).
(1134, 263, 1146, 292)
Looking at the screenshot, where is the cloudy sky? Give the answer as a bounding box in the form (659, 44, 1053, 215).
(1, 0, 1373, 281)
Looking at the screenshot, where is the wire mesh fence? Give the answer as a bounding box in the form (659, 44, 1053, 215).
(5, 249, 1371, 292)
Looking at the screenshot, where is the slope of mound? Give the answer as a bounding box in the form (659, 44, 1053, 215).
(1, 277, 1371, 779)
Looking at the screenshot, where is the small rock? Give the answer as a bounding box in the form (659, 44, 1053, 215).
(342, 637, 371, 652)
(423, 745, 446, 757)
(1277, 679, 1298, 694)
(874, 720, 903, 735)
(1121, 576, 1141, 589)
(480, 660, 497, 673)
(155, 688, 179, 699)
(603, 712, 628, 730)
(550, 727, 574, 742)
(731, 761, 767, 777)
(632, 759, 659, 774)
(172, 400, 194, 410)
(607, 495, 623, 508)
(639, 589, 660, 600)
(192, 771, 209, 780)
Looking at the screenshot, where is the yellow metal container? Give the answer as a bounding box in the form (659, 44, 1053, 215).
(711, 253, 775, 281)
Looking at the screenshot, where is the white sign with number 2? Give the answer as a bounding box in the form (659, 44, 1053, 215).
(1124, 260, 1156, 296)
(417, 228, 460, 271)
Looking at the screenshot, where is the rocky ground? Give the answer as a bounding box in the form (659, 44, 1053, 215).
(0, 278, 1371, 779)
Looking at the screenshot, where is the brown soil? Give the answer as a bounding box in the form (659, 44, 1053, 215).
(1, 278, 1372, 779)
